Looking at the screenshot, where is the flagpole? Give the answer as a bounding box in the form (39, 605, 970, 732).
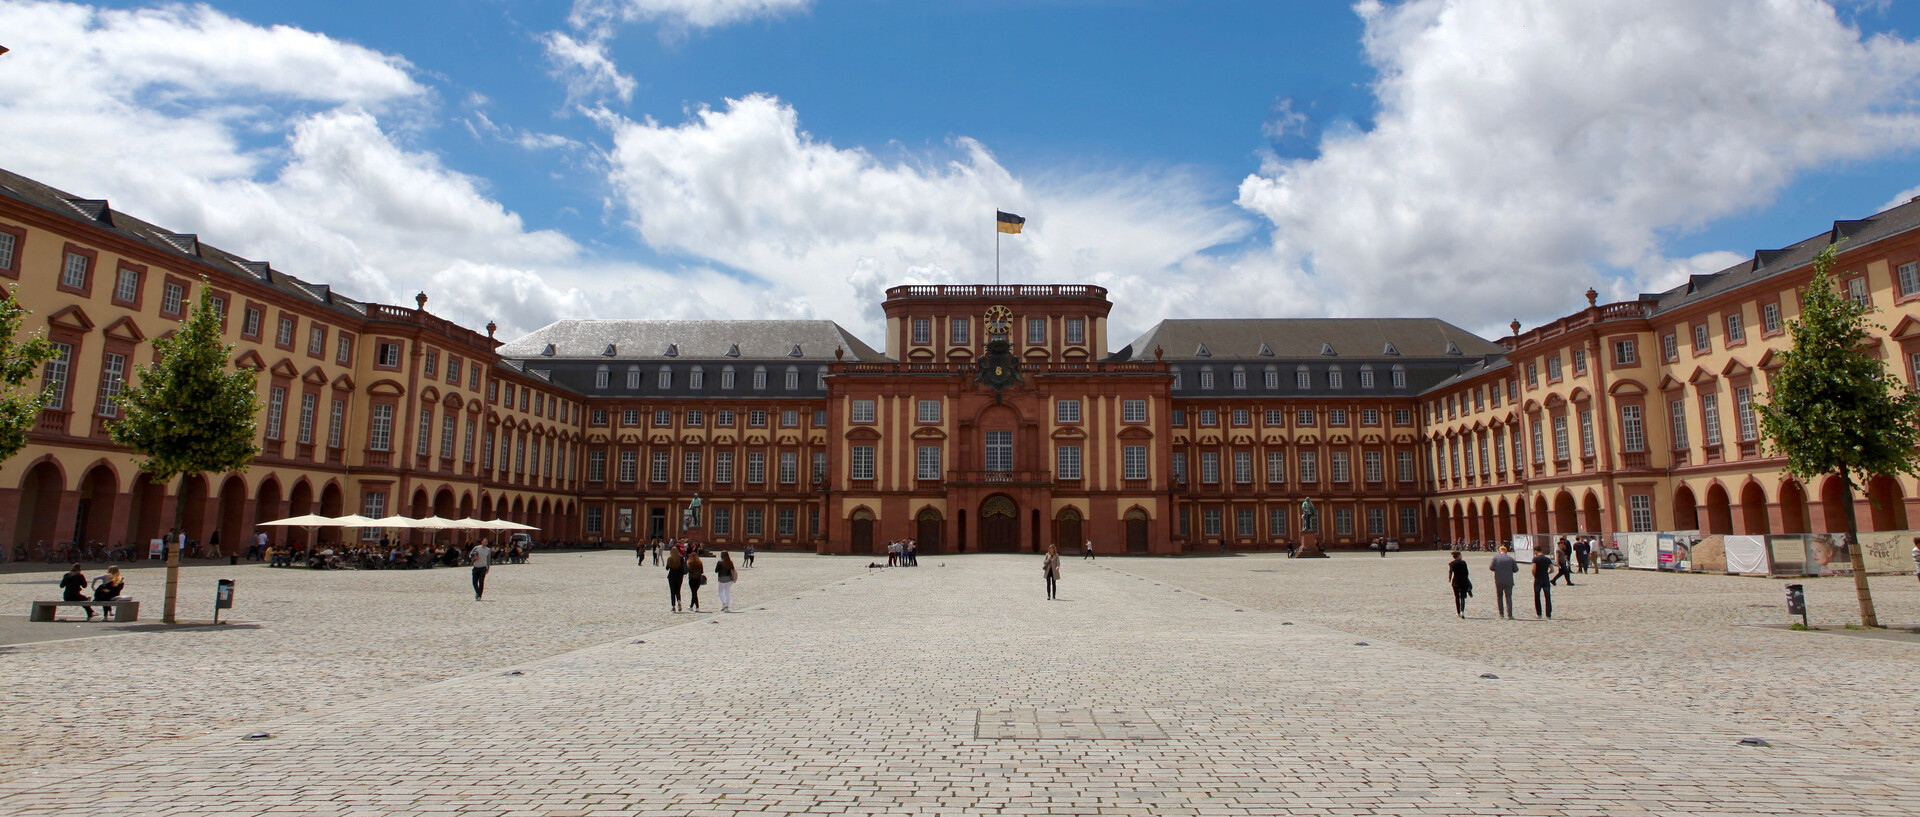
(995, 218, 1001, 286)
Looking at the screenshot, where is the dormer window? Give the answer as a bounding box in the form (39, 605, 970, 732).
(1198, 368, 1214, 389)
(1257, 342, 1273, 357)
(1445, 341, 1462, 355)
(594, 365, 609, 390)
(664, 343, 679, 357)
(1195, 342, 1211, 357)
(1382, 342, 1399, 355)
(726, 344, 741, 358)
(603, 344, 617, 356)
(658, 366, 673, 389)
(541, 343, 556, 357)
(789, 344, 803, 357)
(1319, 343, 1336, 356)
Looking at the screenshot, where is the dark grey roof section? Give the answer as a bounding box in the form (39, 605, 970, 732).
(1116, 318, 1505, 362)
(0, 168, 380, 323)
(1423, 354, 1514, 393)
(496, 319, 887, 362)
(1638, 194, 1920, 314)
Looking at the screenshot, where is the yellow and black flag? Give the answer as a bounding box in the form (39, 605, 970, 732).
(996, 210, 1026, 234)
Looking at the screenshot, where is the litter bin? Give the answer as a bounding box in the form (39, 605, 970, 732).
(1785, 583, 1806, 627)
(215, 579, 235, 625)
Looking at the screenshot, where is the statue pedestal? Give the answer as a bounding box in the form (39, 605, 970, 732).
(1294, 532, 1329, 559)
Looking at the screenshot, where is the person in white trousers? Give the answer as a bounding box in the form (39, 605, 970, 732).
(715, 551, 738, 612)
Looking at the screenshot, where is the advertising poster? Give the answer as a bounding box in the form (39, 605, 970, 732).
(1767, 535, 1811, 576)
(1631, 534, 1659, 570)
(1854, 532, 1918, 574)
(1811, 533, 1851, 575)
(1722, 535, 1770, 575)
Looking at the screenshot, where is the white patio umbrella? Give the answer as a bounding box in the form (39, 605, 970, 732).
(257, 513, 339, 549)
(372, 515, 429, 529)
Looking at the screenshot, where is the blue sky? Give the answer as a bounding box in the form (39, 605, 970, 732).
(4, 0, 1920, 346)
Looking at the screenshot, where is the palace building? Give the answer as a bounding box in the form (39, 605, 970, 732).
(3, 164, 1919, 556)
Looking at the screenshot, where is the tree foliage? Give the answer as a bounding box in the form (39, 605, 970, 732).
(108, 281, 261, 481)
(0, 285, 58, 463)
(1755, 244, 1920, 485)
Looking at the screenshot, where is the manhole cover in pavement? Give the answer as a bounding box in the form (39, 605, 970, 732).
(973, 708, 1168, 741)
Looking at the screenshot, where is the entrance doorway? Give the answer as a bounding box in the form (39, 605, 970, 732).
(979, 496, 1019, 552)
(851, 508, 875, 554)
(1054, 507, 1082, 552)
(1125, 508, 1149, 553)
(916, 508, 942, 554)
(649, 508, 667, 540)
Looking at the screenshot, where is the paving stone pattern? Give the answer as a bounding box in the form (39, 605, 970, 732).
(3, 552, 1918, 816)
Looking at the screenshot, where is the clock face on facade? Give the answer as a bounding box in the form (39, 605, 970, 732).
(983, 305, 1013, 335)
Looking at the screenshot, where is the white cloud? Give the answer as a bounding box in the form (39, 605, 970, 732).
(541, 31, 637, 105)
(1237, 0, 1920, 333)
(596, 94, 1255, 341)
(569, 0, 811, 33)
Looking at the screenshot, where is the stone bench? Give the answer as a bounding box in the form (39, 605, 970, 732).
(28, 599, 140, 622)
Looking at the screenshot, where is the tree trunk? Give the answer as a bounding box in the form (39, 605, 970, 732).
(162, 476, 188, 624)
(1838, 465, 1878, 627)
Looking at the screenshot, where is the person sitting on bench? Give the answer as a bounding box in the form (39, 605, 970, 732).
(60, 564, 93, 620)
(92, 566, 126, 620)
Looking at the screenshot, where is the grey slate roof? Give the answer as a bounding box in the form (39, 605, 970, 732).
(495, 319, 887, 362)
(0, 168, 379, 322)
(1115, 318, 1505, 362)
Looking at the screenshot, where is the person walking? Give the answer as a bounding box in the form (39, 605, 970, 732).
(60, 564, 93, 620)
(1083, 540, 1094, 560)
(1448, 551, 1473, 618)
(686, 550, 707, 613)
(666, 547, 686, 612)
(468, 538, 492, 600)
(715, 551, 737, 612)
(1043, 545, 1061, 600)
(744, 545, 755, 568)
(1531, 546, 1555, 619)
(1573, 537, 1592, 574)
(1489, 546, 1518, 620)
(1552, 539, 1576, 586)
(1912, 536, 1920, 583)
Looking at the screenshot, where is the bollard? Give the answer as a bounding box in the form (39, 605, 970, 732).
(1785, 583, 1807, 628)
(214, 579, 235, 625)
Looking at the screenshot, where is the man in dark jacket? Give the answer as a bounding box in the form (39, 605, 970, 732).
(1448, 551, 1473, 618)
(1488, 547, 1519, 620)
(1532, 547, 1556, 619)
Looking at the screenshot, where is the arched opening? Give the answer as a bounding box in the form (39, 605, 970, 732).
(1819, 476, 1848, 533)
(459, 492, 475, 521)
(916, 507, 943, 554)
(1778, 480, 1808, 534)
(15, 460, 65, 548)
(850, 508, 875, 554)
(319, 482, 345, 546)
(215, 475, 249, 556)
(253, 477, 284, 550)
(74, 465, 118, 546)
(1739, 482, 1771, 535)
(1703, 483, 1733, 535)
(1125, 507, 1149, 553)
(1673, 484, 1699, 530)
(978, 495, 1019, 553)
(1466, 502, 1482, 544)
(286, 481, 314, 548)
(434, 489, 458, 544)
(1054, 506, 1083, 552)
(1552, 492, 1577, 534)
(1481, 501, 1497, 545)
(479, 493, 494, 520)
(1512, 495, 1529, 535)
(126, 472, 166, 549)
(1532, 494, 1550, 535)
(179, 474, 211, 545)
(1581, 492, 1602, 534)
(1867, 475, 1908, 531)
(1496, 498, 1513, 543)
(1436, 504, 1452, 543)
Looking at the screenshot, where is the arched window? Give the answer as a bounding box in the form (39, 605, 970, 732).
(689, 365, 704, 390)
(721, 365, 736, 389)
(1231, 366, 1247, 390)
(784, 366, 800, 390)
(1198, 367, 1215, 390)
(594, 365, 609, 390)
(625, 366, 640, 390)
(657, 365, 672, 389)
(753, 366, 767, 390)
(816, 366, 828, 390)
(1170, 366, 1183, 390)
(1263, 365, 1279, 390)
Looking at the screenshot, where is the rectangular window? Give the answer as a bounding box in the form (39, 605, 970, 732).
(1693, 323, 1710, 352)
(851, 399, 876, 423)
(1392, 368, 1407, 389)
(1056, 399, 1081, 423)
(1546, 357, 1562, 381)
(1232, 409, 1250, 426)
(1057, 445, 1083, 480)
(784, 369, 798, 390)
(61, 250, 90, 290)
(1848, 276, 1870, 307)
(483, 431, 495, 470)
(1579, 410, 1595, 458)
(686, 409, 705, 427)
(1199, 452, 1220, 484)
(439, 415, 456, 460)
(1199, 410, 1217, 426)
(1298, 451, 1318, 483)
(1629, 495, 1654, 532)
(912, 318, 930, 344)
(1397, 450, 1415, 482)
(653, 409, 672, 427)
(715, 409, 734, 427)
(295, 392, 316, 445)
(684, 451, 703, 484)
(263, 387, 286, 441)
(1494, 434, 1507, 474)
(658, 367, 672, 389)
(614, 450, 635, 482)
(1264, 409, 1285, 426)
(777, 508, 796, 537)
(689, 368, 704, 389)
(710, 507, 731, 536)
(1621, 405, 1645, 453)
(274, 316, 295, 348)
(1232, 450, 1252, 483)
(377, 342, 401, 368)
(368, 404, 394, 451)
(1394, 408, 1411, 425)
(1329, 409, 1348, 426)
(1269, 507, 1288, 537)
(813, 452, 828, 483)
(747, 451, 767, 484)
(851, 446, 875, 480)
(1552, 415, 1570, 461)
(1359, 369, 1375, 389)
(1066, 318, 1085, 345)
(917, 446, 942, 480)
(1296, 409, 1315, 426)
(1328, 369, 1343, 389)
(1265, 369, 1280, 390)
(1171, 409, 1186, 426)
(1331, 451, 1350, 483)
(1199, 370, 1214, 389)
(1231, 369, 1246, 390)
(918, 399, 941, 423)
(242, 307, 263, 339)
(1702, 393, 1722, 446)
(1401, 507, 1420, 536)
(779, 451, 798, 484)
(715, 451, 734, 483)
(1124, 446, 1148, 480)
(1367, 507, 1386, 537)
(651, 451, 670, 482)
(749, 410, 767, 427)
(584, 507, 604, 535)
(589, 450, 607, 482)
(0, 232, 14, 272)
(1027, 317, 1046, 345)
(92, 352, 126, 418)
(328, 399, 345, 449)
(1361, 408, 1379, 426)
(1609, 340, 1635, 366)
(1234, 507, 1255, 538)
(1572, 349, 1587, 374)
(1736, 387, 1757, 442)
(781, 410, 799, 427)
(1662, 333, 1678, 361)
(1525, 363, 1538, 388)
(416, 409, 433, 457)
(464, 419, 476, 463)
(1172, 452, 1187, 482)
(1296, 370, 1311, 390)
(745, 508, 764, 537)
(1266, 450, 1286, 483)
(1531, 417, 1545, 464)
(360, 493, 387, 541)
(1726, 313, 1745, 343)
(1762, 302, 1782, 334)
(985, 430, 1013, 472)
(113, 267, 140, 304)
(950, 319, 969, 345)
(1123, 399, 1147, 423)
(1202, 507, 1223, 537)
(447, 359, 461, 385)
(1363, 450, 1383, 483)
(1334, 508, 1354, 536)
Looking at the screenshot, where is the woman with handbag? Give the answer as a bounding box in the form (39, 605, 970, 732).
(1042, 545, 1060, 601)
(665, 548, 686, 612)
(715, 551, 737, 612)
(686, 550, 706, 613)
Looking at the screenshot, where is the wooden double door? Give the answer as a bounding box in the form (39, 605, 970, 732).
(978, 496, 1019, 553)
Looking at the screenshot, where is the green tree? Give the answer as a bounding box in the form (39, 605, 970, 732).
(0, 285, 58, 462)
(1756, 243, 1920, 627)
(109, 281, 260, 622)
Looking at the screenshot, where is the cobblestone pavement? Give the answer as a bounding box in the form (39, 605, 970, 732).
(1113, 551, 1920, 766)
(4, 553, 1919, 816)
(0, 550, 863, 778)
